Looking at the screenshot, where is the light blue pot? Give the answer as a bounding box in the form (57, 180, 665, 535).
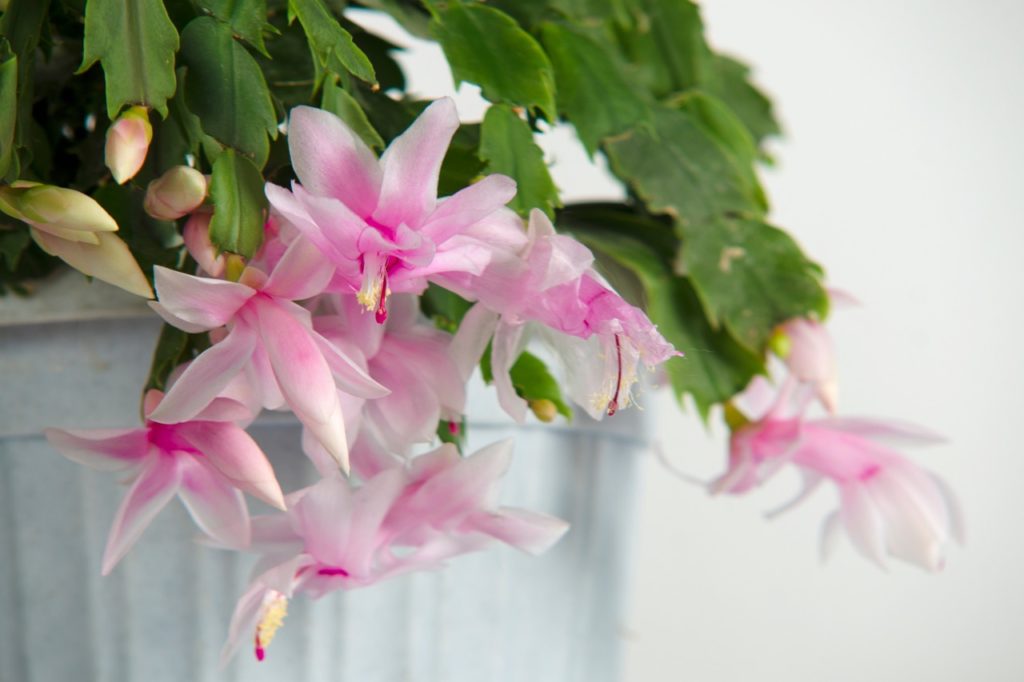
(0, 275, 644, 682)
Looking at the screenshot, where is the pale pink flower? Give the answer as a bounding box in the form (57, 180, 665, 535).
(265, 98, 517, 323)
(713, 379, 963, 572)
(148, 236, 388, 474)
(452, 210, 678, 421)
(45, 387, 285, 575)
(105, 106, 152, 184)
(220, 440, 568, 663)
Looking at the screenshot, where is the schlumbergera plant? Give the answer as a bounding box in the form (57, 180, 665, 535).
(0, 0, 962, 665)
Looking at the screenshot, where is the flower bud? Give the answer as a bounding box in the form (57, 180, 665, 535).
(0, 183, 118, 235)
(529, 398, 559, 423)
(182, 211, 225, 277)
(105, 106, 152, 184)
(144, 166, 208, 220)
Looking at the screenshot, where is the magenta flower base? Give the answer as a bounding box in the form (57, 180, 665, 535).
(0, 294, 643, 682)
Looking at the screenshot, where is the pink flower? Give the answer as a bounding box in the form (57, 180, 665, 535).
(713, 379, 964, 572)
(451, 210, 678, 421)
(220, 439, 568, 663)
(148, 236, 388, 474)
(265, 98, 517, 323)
(45, 387, 285, 575)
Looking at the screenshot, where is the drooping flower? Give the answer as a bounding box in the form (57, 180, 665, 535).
(265, 98, 518, 324)
(148, 235, 388, 474)
(45, 385, 285, 575)
(0, 181, 153, 297)
(105, 106, 152, 184)
(220, 439, 568, 663)
(713, 377, 964, 572)
(451, 210, 678, 421)
(144, 165, 208, 221)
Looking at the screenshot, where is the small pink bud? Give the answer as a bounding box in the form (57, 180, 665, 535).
(144, 166, 208, 221)
(182, 211, 225, 277)
(104, 106, 152, 184)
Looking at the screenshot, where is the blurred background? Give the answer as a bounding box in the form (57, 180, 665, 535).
(357, 2, 1024, 679)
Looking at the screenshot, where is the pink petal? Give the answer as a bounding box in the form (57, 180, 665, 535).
(339, 469, 407, 577)
(449, 304, 500, 380)
(151, 266, 254, 331)
(292, 183, 367, 261)
(373, 97, 459, 229)
(177, 458, 252, 548)
(464, 507, 569, 555)
(148, 324, 258, 424)
(263, 235, 335, 300)
(101, 455, 182, 575)
(177, 421, 285, 510)
(419, 174, 517, 244)
(44, 427, 148, 471)
(266, 183, 346, 264)
(491, 321, 529, 423)
(812, 417, 947, 447)
(255, 301, 351, 471)
(839, 485, 888, 570)
(287, 106, 382, 217)
(290, 475, 354, 567)
(312, 328, 389, 399)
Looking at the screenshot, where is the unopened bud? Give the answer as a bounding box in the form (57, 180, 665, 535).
(0, 183, 118, 235)
(182, 211, 225, 277)
(105, 106, 152, 184)
(529, 398, 559, 423)
(144, 166, 208, 220)
(768, 327, 791, 359)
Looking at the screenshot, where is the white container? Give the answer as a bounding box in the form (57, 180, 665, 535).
(0, 275, 645, 682)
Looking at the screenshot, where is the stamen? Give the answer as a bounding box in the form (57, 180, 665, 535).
(254, 592, 288, 662)
(606, 334, 623, 416)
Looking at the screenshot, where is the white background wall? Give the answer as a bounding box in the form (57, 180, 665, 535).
(352, 3, 1024, 680)
(630, 2, 1024, 680)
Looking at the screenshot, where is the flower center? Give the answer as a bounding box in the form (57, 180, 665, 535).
(357, 253, 392, 323)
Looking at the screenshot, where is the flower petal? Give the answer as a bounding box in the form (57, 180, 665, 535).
(464, 507, 569, 555)
(256, 301, 351, 471)
(177, 422, 285, 510)
(151, 266, 254, 331)
(263, 236, 335, 301)
(839, 485, 888, 570)
(148, 324, 258, 424)
(101, 455, 182, 575)
(491, 321, 529, 423)
(419, 174, 517, 244)
(312, 328, 389, 399)
(373, 97, 459, 229)
(812, 417, 947, 447)
(32, 229, 153, 298)
(177, 458, 252, 548)
(287, 106, 382, 217)
(448, 303, 500, 380)
(44, 427, 148, 471)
